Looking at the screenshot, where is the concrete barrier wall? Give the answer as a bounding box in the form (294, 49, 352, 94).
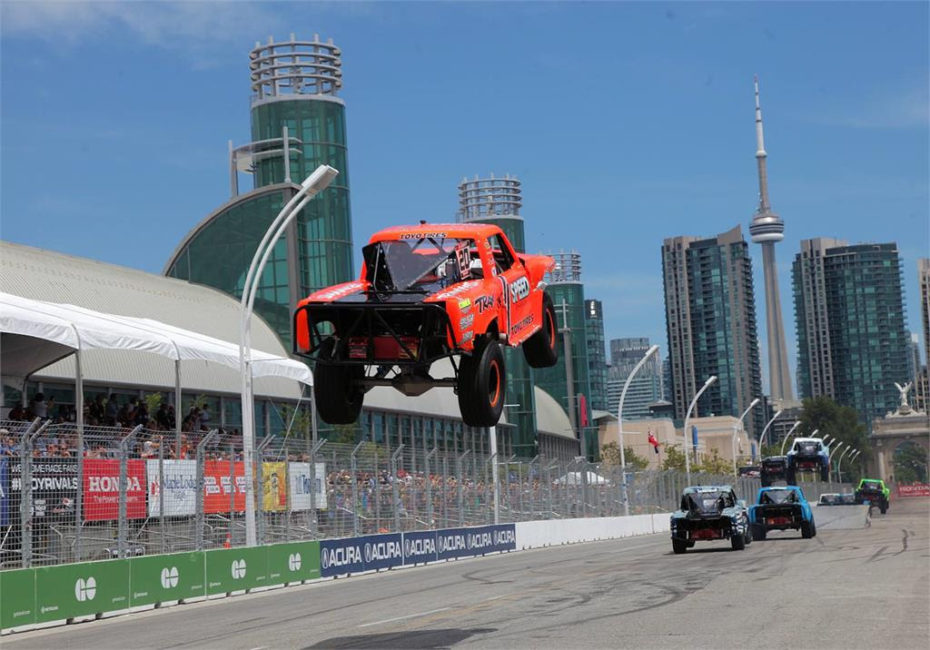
(812, 505, 870, 530)
(516, 513, 669, 550)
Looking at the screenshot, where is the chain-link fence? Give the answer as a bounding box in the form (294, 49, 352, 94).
(0, 419, 851, 570)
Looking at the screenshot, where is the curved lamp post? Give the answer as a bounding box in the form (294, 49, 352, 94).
(240, 164, 339, 547)
(683, 375, 717, 485)
(732, 398, 761, 474)
(835, 445, 855, 483)
(617, 344, 659, 516)
(757, 409, 784, 458)
(830, 442, 846, 482)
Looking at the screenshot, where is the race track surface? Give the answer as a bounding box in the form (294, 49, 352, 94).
(6, 498, 928, 649)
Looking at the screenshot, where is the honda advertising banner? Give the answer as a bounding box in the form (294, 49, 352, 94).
(898, 483, 930, 497)
(320, 533, 404, 578)
(83, 459, 146, 521)
(261, 462, 288, 512)
(0, 458, 79, 527)
(203, 460, 245, 513)
(146, 460, 197, 517)
(288, 462, 327, 510)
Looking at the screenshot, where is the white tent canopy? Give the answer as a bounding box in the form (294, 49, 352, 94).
(0, 292, 311, 385)
(553, 471, 611, 486)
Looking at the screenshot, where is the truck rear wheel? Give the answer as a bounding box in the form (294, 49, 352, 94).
(801, 520, 813, 539)
(786, 468, 797, 485)
(313, 338, 364, 425)
(820, 465, 829, 482)
(672, 538, 688, 554)
(731, 533, 746, 551)
(523, 294, 558, 368)
(458, 338, 506, 427)
(752, 524, 766, 541)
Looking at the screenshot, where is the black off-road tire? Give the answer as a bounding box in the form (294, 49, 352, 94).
(523, 293, 558, 368)
(879, 500, 887, 515)
(810, 518, 817, 537)
(752, 524, 767, 541)
(672, 538, 688, 554)
(786, 468, 797, 486)
(314, 338, 364, 425)
(801, 520, 813, 539)
(820, 464, 830, 482)
(458, 338, 506, 427)
(761, 474, 771, 488)
(731, 532, 746, 551)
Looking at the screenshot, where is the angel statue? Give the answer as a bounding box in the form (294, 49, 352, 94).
(894, 381, 912, 409)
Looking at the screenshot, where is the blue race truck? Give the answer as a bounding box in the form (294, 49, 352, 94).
(749, 485, 816, 541)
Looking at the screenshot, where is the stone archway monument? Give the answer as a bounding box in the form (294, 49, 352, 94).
(870, 383, 930, 483)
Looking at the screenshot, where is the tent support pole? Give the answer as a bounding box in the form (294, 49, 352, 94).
(175, 360, 182, 456)
(74, 346, 84, 562)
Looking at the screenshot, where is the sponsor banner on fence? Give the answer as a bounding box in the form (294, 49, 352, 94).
(0, 458, 78, 527)
(83, 459, 146, 521)
(262, 462, 288, 512)
(320, 533, 404, 577)
(288, 462, 327, 510)
(898, 483, 930, 497)
(436, 525, 516, 561)
(402, 531, 438, 565)
(203, 460, 246, 514)
(146, 460, 197, 517)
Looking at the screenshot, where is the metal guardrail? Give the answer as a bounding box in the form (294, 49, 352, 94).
(0, 419, 851, 569)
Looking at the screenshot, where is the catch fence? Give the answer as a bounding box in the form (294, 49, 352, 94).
(0, 419, 850, 569)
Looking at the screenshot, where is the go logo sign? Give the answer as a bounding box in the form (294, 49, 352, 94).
(288, 553, 302, 572)
(160, 566, 179, 589)
(74, 577, 97, 602)
(231, 559, 247, 580)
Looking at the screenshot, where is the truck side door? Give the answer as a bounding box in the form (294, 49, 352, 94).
(488, 233, 534, 344)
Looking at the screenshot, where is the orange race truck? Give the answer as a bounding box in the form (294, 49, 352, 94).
(294, 222, 558, 427)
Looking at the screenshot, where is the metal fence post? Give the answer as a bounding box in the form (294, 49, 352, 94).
(284, 452, 291, 542)
(390, 444, 405, 532)
(309, 439, 326, 538)
(118, 425, 143, 558)
(425, 447, 437, 529)
(441, 452, 449, 529)
(158, 438, 166, 554)
(456, 450, 469, 527)
(19, 421, 47, 568)
(195, 430, 218, 551)
(256, 436, 274, 545)
(351, 441, 364, 537)
(228, 443, 235, 546)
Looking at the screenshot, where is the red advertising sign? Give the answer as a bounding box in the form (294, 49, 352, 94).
(203, 460, 246, 513)
(897, 483, 930, 497)
(82, 458, 147, 521)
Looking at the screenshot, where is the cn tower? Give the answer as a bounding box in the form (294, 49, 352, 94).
(748, 77, 794, 404)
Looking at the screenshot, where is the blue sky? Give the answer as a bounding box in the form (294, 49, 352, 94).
(2, 1, 928, 392)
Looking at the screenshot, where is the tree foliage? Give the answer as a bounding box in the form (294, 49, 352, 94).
(600, 442, 650, 470)
(661, 444, 687, 472)
(798, 395, 870, 470)
(695, 448, 733, 476)
(893, 441, 929, 484)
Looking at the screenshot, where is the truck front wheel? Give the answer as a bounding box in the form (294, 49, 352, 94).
(672, 538, 688, 554)
(314, 338, 364, 425)
(523, 293, 558, 368)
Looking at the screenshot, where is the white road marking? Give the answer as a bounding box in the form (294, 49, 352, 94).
(358, 607, 451, 628)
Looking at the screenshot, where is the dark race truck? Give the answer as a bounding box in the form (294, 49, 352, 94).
(749, 485, 816, 540)
(855, 478, 890, 514)
(786, 437, 830, 484)
(760, 455, 789, 487)
(669, 485, 751, 554)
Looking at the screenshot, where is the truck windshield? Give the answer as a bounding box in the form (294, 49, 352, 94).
(760, 489, 796, 504)
(363, 236, 476, 292)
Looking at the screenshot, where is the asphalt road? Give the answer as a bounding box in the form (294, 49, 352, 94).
(7, 498, 928, 650)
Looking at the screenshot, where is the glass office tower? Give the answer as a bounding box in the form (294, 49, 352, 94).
(166, 34, 353, 346)
(458, 174, 537, 456)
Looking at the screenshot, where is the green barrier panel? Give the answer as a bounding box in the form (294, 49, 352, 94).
(129, 551, 206, 607)
(1, 568, 36, 629)
(265, 541, 321, 585)
(34, 559, 130, 623)
(204, 547, 269, 595)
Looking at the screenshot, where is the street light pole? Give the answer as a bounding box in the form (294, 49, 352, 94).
(732, 398, 761, 475)
(617, 344, 659, 516)
(757, 409, 784, 458)
(239, 164, 338, 547)
(836, 446, 854, 483)
(683, 375, 717, 485)
(830, 442, 846, 482)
